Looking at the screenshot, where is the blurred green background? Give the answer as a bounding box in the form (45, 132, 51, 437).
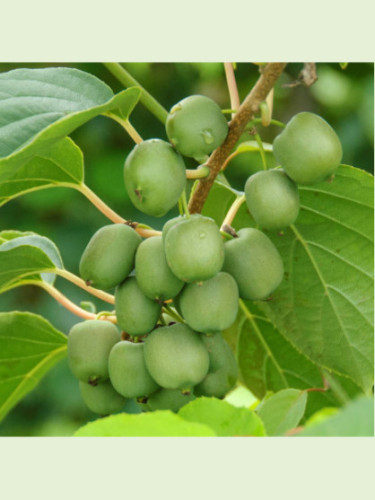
(0, 62, 373, 436)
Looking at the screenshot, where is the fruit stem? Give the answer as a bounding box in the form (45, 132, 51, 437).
(259, 88, 274, 127)
(162, 304, 184, 324)
(77, 184, 161, 238)
(37, 281, 117, 323)
(221, 151, 239, 171)
(253, 132, 268, 170)
(220, 195, 246, 231)
(250, 118, 286, 129)
(224, 62, 240, 119)
(55, 269, 115, 304)
(103, 62, 168, 125)
(105, 112, 143, 144)
(186, 166, 210, 180)
(179, 189, 190, 218)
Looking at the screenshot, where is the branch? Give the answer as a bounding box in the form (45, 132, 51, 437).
(188, 63, 286, 214)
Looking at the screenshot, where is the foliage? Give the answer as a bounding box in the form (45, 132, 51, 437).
(0, 62, 373, 437)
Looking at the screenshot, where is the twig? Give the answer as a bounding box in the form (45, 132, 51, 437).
(283, 62, 318, 88)
(188, 63, 286, 214)
(220, 195, 246, 231)
(55, 269, 115, 304)
(77, 184, 161, 238)
(224, 63, 240, 119)
(38, 282, 117, 323)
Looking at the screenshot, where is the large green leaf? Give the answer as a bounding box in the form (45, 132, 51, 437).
(178, 397, 265, 436)
(0, 231, 63, 291)
(256, 388, 308, 436)
(297, 396, 374, 437)
(0, 137, 83, 206)
(204, 166, 374, 392)
(74, 411, 216, 437)
(234, 301, 325, 399)
(0, 67, 140, 167)
(0, 312, 67, 422)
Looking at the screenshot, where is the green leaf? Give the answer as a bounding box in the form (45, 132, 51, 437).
(256, 388, 308, 436)
(178, 397, 265, 436)
(339, 63, 349, 70)
(0, 137, 83, 206)
(205, 165, 374, 393)
(74, 411, 216, 437)
(224, 385, 258, 408)
(0, 311, 67, 422)
(0, 231, 63, 291)
(0, 67, 140, 167)
(234, 302, 327, 399)
(297, 396, 374, 436)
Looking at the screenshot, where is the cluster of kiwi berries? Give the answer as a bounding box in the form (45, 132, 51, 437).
(67, 95, 343, 417)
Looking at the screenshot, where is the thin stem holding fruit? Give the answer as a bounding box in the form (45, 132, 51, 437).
(103, 62, 168, 125)
(77, 184, 161, 238)
(186, 166, 210, 180)
(224, 63, 240, 119)
(37, 281, 117, 323)
(55, 269, 115, 304)
(254, 132, 268, 170)
(220, 195, 246, 231)
(163, 304, 184, 323)
(179, 189, 190, 218)
(250, 118, 286, 129)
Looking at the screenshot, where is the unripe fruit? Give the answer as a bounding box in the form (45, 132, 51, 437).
(148, 389, 195, 412)
(108, 341, 159, 398)
(245, 169, 300, 230)
(166, 95, 228, 162)
(67, 320, 120, 384)
(163, 215, 224, 282)
(161, 214, 201, 243)
(124, 139, 186, 217)
(222, 228, 284, 300)
(144, 323, 210, 390)
(135, 236, 184, 301)
(179, 272, 239, 333)
(79, 224, 141, 290)
(195, 333, 238, 398)
(79, 380, 125, 415)
(115, 277, 161, 336)
(273, 112, 342, 185)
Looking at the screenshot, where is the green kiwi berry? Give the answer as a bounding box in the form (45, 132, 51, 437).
(163, 214, 224, 283)
(135, 236, 184, 301)
(148, 389, 195, 412)
(115, 277, 161, 336)
(79, 380, 125, 415)
(166, 95, 228, 162)
(245, 169, 300, 230)
(195, 333, 238, 398)
(67, 320, 120, 384)
(108, 341, 159, 398)
(222, 228, 284, 300)
(124, 139, 186, 217)
(179, 272, 239, 333)
(273, 112, 342, 185)
(144, 323, 209, 390)
(79, 224, 141, 290)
